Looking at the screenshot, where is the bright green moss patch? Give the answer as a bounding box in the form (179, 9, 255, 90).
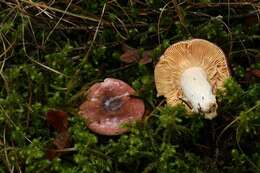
(0, 1, 260, 172)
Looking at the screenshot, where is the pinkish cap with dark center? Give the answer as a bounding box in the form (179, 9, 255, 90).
(79, 78, 145, 135)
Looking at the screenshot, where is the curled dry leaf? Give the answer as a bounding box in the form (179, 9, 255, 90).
(120, 43, 153, 64)
(120, 43, 140, 63)
(46, 110, 71, 160)
(47, 110, 68, 132)
(250, 69, 260, 77)
(139, 50, 152, 65)
(53, 131, 70, 150)
(244, 68, 260, 83)
(47, 131, 71, 160)
(120, 50, 140, 63)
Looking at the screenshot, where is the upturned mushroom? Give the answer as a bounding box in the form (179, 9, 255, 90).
(154, 39, 230, 119)
(79, 78, 145, 135)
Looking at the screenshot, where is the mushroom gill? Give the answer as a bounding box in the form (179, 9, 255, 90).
(154, 39, 230, 119)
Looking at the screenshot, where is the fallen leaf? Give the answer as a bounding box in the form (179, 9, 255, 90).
(242, 68, 260, 83)
(139, 50, 152, 65)
(250, 69, 260, 77)
(53, 131, 70, 149)
(47, 110, 68, 132)
(120, 44, 140, 63)
(122, 43, 135, 52)
(46, 149, 59, 160)
(46, 131, 71, 160)
(120, 44, 153, 64)
(120, 50, 140, 63)
(46, 110, 71, 160)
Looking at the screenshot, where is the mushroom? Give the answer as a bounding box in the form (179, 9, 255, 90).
(79, 78, 145, 135)
(154, 39, 230, 119)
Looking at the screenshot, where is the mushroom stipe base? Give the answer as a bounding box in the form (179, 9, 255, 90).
(181, 67, 217, 119)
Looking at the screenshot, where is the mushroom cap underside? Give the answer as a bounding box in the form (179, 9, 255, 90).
(154, 39, 230, 107)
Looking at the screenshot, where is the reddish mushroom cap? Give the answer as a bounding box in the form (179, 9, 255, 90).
(79, 78, 145, 135)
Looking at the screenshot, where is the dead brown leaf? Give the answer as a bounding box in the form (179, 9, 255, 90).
(53, 131, 70, 150)
(139, 50, 152, 65)
(46, 109, 71, 160)
(47, 110, 68, 132)
(46, 131, 71, 160)
(120, 50, 140, 63)
(242, 68, 260, 83)
(120, 44, 140, 63)
(120, 43, 154, 64)
(250, 69, 260, 77)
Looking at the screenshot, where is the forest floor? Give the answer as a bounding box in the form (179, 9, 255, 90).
(0, 0, 260, 173)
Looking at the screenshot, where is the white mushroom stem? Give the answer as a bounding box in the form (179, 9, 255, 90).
(180, 67, 217, 119)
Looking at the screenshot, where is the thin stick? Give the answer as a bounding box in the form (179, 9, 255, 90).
(20, 0, 102, 23)
(44, 0, 73, 44)
(81, 2, 107, 64)
(157, 1, 171, 45)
